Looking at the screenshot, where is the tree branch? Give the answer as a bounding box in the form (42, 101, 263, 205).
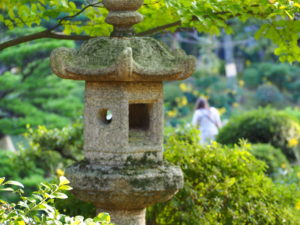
(47, 32, 91, 41)
(137, 4, 262, 36)
(50, 1, 102, 31)
(137, 20, 182, 36)
(0, 1, 101, 51)
(0, 2, 272, 50)
(0, 30, 91, 51)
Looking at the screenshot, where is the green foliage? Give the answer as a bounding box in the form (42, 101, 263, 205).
(0, 176, 113, 224)
(21, 123, 96, 218)
(255, 84, 284, 107)
(164, 71, 238, 126)
(0, 122, 83, 187)
(195, 74, 238, 105)
(261, 63, 300, 91)
(147, 126, 300, 225)
(250, 143, 289, 176)
(282, 107, 300, 122)
(273, 165, 300, 188)
(163, 81, 195, 126)
(243, 68, 261, 89)
(0, 150, 45, 202)
(0, 122, 95, 218)
(239, 63, 300, 111)
(217, 108, 300, 161)
(243, 62, 299, 90)
(164, 82, 184, 104)
(242, 62, 300, 95)
(54, 192, 96, 219)
(290, 81, 300, 103)
(3, 123, 300, 224)
(166, 0, 300, 62)
(0, 28, 84, 135)
(25, 122, 84, 166)
(194, 74, 238, 117)
(0, 1, 300, 61)
(0, 123, 83, 199)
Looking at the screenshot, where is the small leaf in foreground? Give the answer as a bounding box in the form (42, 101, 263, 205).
(59, 176, 70, 186)
(5, 180, 24, 188)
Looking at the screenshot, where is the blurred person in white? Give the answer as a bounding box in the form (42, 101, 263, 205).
(192, 98, 222, 144)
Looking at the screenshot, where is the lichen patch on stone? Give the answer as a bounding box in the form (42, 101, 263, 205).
(50, 37, 196, 81)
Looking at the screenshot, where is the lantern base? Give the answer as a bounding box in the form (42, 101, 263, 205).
(65, 160, 183, 221)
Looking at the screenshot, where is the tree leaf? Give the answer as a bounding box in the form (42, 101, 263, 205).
(59, 185, 73, 191)
(5, 180, 24, 188)
(0, 187, 15, 192)
(59, 176, 70, 186)
(0, 177, 5, 185)
(54, 192, 68, 199)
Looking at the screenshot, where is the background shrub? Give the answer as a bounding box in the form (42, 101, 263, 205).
(16, 123, 95, 218)
(273, 165, 300, 188)
(255, 84, 284, 107)
(4, 122, 300, 223)
(243, 67, 261, 89)
(282, 107, 300, 122)
(147, 126, 300, 225)
(0, 150, 44, 201)
(216, 108, 300, 161)
(54, 192, 96, 218)
(24, 122, 84, 174)
(250, 143, 289, 175)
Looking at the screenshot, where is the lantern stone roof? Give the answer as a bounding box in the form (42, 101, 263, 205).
(50, 37, 196, 82)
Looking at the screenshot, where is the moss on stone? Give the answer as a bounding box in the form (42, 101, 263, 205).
(67, 165, 182, 193)
(62, 37, 185, 73)
(51, 36, 196, 81)
(67, 158, 174, 176)
(124, 152, 161, 168)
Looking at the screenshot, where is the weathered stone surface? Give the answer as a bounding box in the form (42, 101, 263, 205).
(50, 37, 196, 81)
(84, 82, 163, 165)
(97, 209, 146, 225)
(103, 0, 144, 37)
(66, 162, 184, 210)
(103, 0, 143, 11)
(106, 11, 143, 27)
(50, 1, 195, 224)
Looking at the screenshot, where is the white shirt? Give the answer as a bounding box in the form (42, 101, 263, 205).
(192, 107, 222, 136)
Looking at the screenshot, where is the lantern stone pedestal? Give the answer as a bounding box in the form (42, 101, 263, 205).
(66, 162, 183, 225)
(50, 0, 195, 224)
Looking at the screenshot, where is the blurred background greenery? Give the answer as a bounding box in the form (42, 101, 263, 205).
(1, 9, 300, 225)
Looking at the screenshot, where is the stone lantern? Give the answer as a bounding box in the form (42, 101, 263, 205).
(50, 0, 195, 224)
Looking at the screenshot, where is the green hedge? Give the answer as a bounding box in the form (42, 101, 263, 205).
(217, 108, 300, 161)
(147, 126, 300, 225)
(250, 143, 289, 175)
(255, 84, 284, 107)
(3, 123, 300, 224)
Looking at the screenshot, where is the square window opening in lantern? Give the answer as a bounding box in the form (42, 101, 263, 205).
(129, 103, 152, 144)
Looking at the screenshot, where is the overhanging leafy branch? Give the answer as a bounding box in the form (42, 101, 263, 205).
(0, 1, 101, 51)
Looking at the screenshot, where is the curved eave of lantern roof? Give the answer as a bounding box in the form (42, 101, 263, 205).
(50, 37, 196, 82)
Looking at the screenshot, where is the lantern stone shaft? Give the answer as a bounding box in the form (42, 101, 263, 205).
(50, 0, 196, 224)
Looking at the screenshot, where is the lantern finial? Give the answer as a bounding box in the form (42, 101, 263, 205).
(103, 0, 144, 37)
